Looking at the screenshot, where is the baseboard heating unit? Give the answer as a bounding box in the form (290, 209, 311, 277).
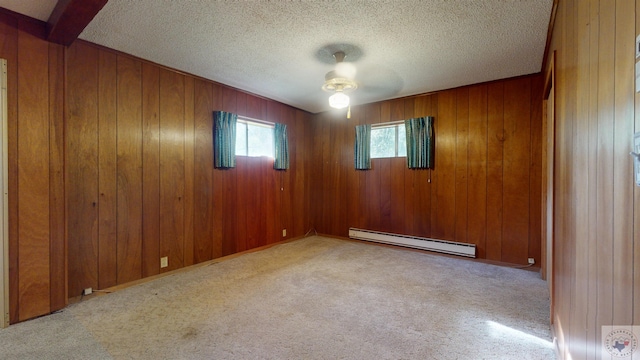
(348, 228, 476, 258)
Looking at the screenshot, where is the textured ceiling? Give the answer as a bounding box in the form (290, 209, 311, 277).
(0, 0, 553, 114)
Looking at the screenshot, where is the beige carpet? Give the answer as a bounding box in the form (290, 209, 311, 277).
(0, 236, 555, 359)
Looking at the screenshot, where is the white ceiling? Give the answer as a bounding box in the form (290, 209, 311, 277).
(0, 0, 553, 114)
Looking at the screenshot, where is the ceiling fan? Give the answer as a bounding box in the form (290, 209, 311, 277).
(322, 51, 358, 110)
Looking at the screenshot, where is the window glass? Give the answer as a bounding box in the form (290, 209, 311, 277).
(236, 121, 247, 156)
(247, 123, 273, 157)
(371, 123, 406, 158)
(236, 119, 274, 158)
(397, 124, 407, 157)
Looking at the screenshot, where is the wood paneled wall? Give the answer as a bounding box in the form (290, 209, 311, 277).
(546, 1, 638, 359)
(0, 13, 66, 323)
(311, 75, 543, 265)
(65, 41, 312, 299)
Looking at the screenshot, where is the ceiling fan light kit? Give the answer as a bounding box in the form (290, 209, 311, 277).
(322, 51, 358, 110)
(328, 91, 350, 109)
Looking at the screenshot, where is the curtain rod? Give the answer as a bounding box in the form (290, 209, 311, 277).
(237, 114, 275, 126)
(372, 120, 405, 127)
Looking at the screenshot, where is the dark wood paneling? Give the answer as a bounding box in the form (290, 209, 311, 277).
(1, 11, 20, 325)
(434, 90, 456, 240)
(46, 0, 108, 46)
(142, 63, 160, 277)
(211, 83, 223, 259)
(159, 69, 185, 271)
(115, 55, 143, 283)
(501, 78, 531, 264)
(97, 49, 117, 289)
(48, 42, 66, 313)
(16, 21, 50, 321)
(183, 76, 195, 267)
(467, 85, 488, 259)
(413, 95, 432, 238)
(66, 41, 99, 299)
(528, 76, 543, 266)
(193, 79, 213, 263)
(389, 99, 405, 235)
(485, 82, 504, 261)
(235, 93, 248, 252)
(454, 88, 469, 243)
(312, 76, 542, 265)
(4, 13, 313, 322)
(220, 87, 237, 255)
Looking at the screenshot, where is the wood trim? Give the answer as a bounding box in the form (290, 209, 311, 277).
(46, 0, 108, 46)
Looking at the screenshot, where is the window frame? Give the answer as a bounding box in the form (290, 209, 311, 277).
(235, 116, 275, 158)
(370, 120, 406, 159)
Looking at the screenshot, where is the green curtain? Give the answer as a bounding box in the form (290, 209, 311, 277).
(274, 123, 289, 170)
(405, 116, 434, 169)
(354, 124, 371, 170)
(213, 111, 237, 168)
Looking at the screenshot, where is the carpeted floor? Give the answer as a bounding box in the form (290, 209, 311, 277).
(0, 236, 555, 359)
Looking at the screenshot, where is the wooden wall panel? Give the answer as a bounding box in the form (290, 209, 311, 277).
(115, 55, 143, 283)
(2, 11, 311, 322)
(545, 0, 640, 358)
(1, 12, 19, 324)
(66, 42, 99, 298)
(467, 85, 488, 258)
(234, 93, 248, 253)
(48, 42, 66, 313)
(413, 95, 432, 238)
(501, 78, 531, 264)
(159, 69, 185, 271)
(193, 79, 213, 263)
(141, 63, 160, 277)
(434, 90, 456, 241)
(211, 84, 223, 259)
(16, 21, 50, 321)
(97, 50, 117, 289)
(454, 88, 468, 243)
(485, 82, 504, 261)
(311, 75, 542, 265)
(183, 77, 195, 267)
(220, 87, 237, 255)
(611, 0, 634, 328)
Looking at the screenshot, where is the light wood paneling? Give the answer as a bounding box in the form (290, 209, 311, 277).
(545, 0, 639, 358)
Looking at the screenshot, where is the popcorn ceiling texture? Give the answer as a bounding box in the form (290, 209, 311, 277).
(1, 0, 553, 114)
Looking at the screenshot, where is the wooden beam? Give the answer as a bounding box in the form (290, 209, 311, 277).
(47, 0, 108, 46)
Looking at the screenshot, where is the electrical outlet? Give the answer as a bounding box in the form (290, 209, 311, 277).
(282, 229, 287, 237)
(160, 256, 168, 268)
(83, 287, 93, 296)
(528, 258, 535, 265)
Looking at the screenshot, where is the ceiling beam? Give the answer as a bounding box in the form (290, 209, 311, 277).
(47, 0, 108, 46)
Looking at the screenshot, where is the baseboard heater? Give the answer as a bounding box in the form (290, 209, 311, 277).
(348, 228, 476, 258)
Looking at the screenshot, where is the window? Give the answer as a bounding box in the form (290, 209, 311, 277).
(236, 118, 274, 157)
(370, 123, 406, 158)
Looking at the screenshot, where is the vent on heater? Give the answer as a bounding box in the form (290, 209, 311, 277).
(348, 228, 476, 258)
